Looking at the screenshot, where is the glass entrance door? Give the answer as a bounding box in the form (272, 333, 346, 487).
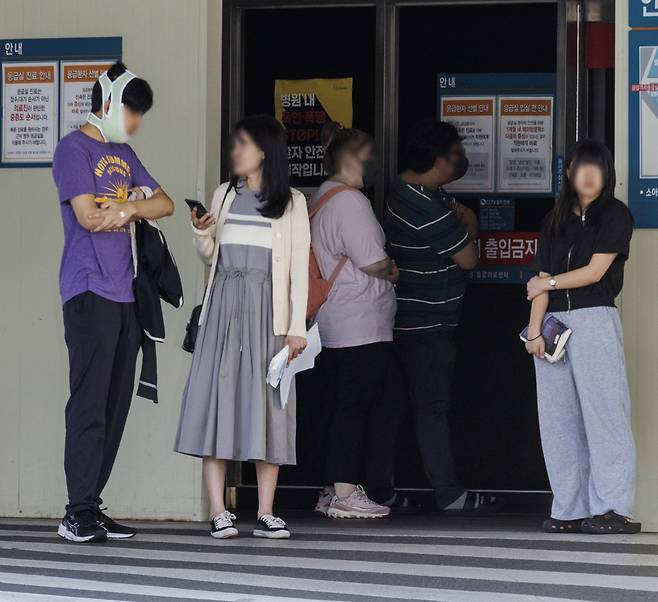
(222, 1, 579, 508)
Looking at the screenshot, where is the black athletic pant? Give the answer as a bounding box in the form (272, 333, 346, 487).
(389, 330, 465, 509)
(63, 291, 141, 514)
(321, 342, 398, 493)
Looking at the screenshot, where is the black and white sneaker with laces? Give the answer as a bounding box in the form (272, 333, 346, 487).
(97, 509, 137, 539)
(253, 514, 290, 539)
(210, 511, 239, 539)
(57, 510, 107, 543)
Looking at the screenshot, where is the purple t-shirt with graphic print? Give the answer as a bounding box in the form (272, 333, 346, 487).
(52, 129, 159, 305)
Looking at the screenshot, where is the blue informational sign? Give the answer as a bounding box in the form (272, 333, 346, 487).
(0, 37, 121, 168)
(437, 72, 556, 197)
(1, 37, 121, 60)
(478, 198, 515, 232)
(437, 73, 555, 283)
(630, 0, 658, 28)
(628, 29, 658, 227)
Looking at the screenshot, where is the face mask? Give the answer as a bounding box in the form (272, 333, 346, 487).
(451, 152, 469, 181)
(86, 70, 136, 143)
(361, 159, 380, 188)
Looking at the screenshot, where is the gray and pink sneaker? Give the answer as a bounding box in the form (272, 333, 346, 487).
(327, 485, 391, 519)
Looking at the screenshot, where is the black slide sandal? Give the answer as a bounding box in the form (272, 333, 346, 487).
(581, 512, 641, 534)
(542, 517, 584, 533)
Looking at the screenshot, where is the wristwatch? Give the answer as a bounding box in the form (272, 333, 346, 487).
(548, 278, 557, 289)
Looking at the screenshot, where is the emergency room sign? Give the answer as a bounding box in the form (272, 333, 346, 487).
(60, 61, 113, 137)
(1, 62, 58, 163)
(497, 96, 553, 193)
(440, 96, 495, 193)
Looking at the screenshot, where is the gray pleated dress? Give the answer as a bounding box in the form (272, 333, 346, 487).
(174, 187, 296, 465)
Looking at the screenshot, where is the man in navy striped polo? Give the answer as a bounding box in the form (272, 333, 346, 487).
(383, 119, 479, 512)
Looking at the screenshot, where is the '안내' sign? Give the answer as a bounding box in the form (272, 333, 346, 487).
(60, 61, 114, 137)
(1, 62, 58, 163)
(0, 37, 121, 168)
(497, 96, 553, 193)
(440, 96, 496, 193)
(274, 78, 353, 189)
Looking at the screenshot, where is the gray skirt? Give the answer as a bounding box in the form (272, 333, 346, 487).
(174, 267, 296, 465)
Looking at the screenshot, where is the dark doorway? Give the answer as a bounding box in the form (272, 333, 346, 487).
(396, 4, 558, 493)
(228, 1, 562, 506)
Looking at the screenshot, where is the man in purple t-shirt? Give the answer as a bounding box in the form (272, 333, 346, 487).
(52, 62, 174, 543)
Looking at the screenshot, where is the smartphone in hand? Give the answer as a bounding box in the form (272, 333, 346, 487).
(185, 199, 208, 218)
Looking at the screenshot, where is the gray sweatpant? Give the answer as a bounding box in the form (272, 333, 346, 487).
(534, 306, 636, 520)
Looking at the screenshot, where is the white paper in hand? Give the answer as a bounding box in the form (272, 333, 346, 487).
(266, 346, 289, 389)
(266, 323, 322, 409)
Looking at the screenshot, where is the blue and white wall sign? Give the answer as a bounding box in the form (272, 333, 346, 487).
(629, 29, 658, 227)
(630, 1, 658, 28)
(0, 37, 121, 168)
(478, 198, 515, 232)
(437, 73, 556, 197)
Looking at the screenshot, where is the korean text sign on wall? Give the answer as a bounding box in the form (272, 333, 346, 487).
(0, 37, 121, 168)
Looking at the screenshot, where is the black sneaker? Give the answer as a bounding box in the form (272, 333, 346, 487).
(253, 514, 290, 539)
(381, 493, 422, 516)
(210, 511, 239, 539)
(441, 491, 504, 514)
(97, 509, 137, 539)
(57, 510, 107, 543)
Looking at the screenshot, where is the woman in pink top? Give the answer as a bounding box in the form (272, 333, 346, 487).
(310, 122, 399, 519)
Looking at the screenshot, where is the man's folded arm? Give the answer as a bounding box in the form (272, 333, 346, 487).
(132, 187, 175, 219)
(69, 194, 103, 231)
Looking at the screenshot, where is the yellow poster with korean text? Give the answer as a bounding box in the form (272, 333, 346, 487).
(275, 77, 353, 188)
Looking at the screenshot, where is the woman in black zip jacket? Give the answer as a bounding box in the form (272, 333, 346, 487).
(525, 139, 640, 534)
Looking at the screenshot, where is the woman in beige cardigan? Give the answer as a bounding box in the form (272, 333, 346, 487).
(175, 115, 310, 540)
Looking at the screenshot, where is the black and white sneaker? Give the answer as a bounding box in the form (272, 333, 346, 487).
(57, 510, 107, 543)
(97, 509, 137, 539)
(253, 514, 290, 539)
(210, 511, 239, 539)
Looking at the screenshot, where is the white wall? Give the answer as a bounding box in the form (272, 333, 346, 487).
(615, 0, 658, 532)
(0, 0, 222, 520)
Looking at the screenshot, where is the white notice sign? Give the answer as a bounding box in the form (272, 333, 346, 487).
(2, 61, 58, 163)
(497, 96, 553, 193)
(60, 61, 113, 137)
(441, 96, 495, 192)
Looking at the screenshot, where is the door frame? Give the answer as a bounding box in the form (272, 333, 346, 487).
(220, 0, 583, 495)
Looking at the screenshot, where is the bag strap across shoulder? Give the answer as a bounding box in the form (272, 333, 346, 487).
(309, 184, 352, 285)
(308, 184, 351, 219)
(218, 180, 234, 215)
(328, 255, 348, 285)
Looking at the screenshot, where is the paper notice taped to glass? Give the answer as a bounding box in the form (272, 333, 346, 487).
(267, 323, 322, 409)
